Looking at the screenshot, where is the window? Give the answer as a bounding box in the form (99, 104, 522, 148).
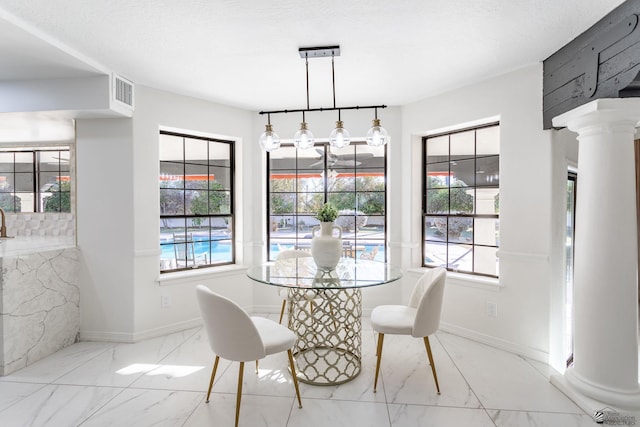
(0, 147, 71, 213)
(267, 142, 386, 261)
(159, 131, 234, 272)
(422, 123, 499, 277)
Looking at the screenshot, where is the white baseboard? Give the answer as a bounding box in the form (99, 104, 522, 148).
(80, 318, 203, 343)
(439, 321, 549, 363)
(80, 330, 137, 343)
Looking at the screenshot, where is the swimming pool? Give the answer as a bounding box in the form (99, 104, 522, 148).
(160, 239, 386, 263)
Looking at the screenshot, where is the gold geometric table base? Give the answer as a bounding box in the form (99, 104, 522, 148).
(289, 288, 362, 385)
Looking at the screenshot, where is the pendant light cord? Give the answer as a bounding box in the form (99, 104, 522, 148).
(332, 52, 336, 109)
(305, 55, 310, 110)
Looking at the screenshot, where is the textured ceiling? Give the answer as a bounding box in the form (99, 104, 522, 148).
(0, 0, 629, 112)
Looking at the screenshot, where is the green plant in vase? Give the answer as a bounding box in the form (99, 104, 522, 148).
(316, 202, 339, 223)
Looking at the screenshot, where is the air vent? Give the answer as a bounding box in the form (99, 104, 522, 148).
(113, 75, 134, 108)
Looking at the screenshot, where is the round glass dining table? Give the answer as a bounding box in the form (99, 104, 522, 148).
(246, 257, 402, 385)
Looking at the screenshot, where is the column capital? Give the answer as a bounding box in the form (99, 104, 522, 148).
(552, 98, 640, 134)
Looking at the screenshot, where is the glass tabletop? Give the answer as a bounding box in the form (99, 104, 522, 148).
(246, 257, 403, 290)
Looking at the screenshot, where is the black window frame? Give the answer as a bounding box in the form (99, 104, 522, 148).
(0, 147, 71, 213)
(159, 130, 235, 273)
(422, 122, 500, 278)
(266, 141, 387, 262)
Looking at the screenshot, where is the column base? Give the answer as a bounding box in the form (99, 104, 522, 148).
(550, 368, 640, 413)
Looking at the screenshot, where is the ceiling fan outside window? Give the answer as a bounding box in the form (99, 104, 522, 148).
(310, 147, 374, 167)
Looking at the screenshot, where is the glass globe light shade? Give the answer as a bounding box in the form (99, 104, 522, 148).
(294, 122, 315, 150)
(259, 124, 280, 152)
(365, 119, 390, 147)
(329, 120, 351, 149)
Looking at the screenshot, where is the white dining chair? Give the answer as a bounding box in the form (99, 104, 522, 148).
(370, 267, 447, 394)
(275, 249, 314, 324)
(195, 285, 302, 427)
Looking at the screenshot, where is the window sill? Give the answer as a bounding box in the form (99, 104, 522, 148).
(157, 264, 247, 286)
(408, 267, 502, 291)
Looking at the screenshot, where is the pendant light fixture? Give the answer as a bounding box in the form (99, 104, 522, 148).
(258, 113, 280, 152)
(329, 112, 351, 149)
(365, 108, 390, 147)
(294, 117, 315, 149)
(258, 46, 387, 151)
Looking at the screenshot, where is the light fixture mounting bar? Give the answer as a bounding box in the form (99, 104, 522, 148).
(298, 46, 340, 58)
(259, 104, 387, 116)
(258, 44, 386, 127)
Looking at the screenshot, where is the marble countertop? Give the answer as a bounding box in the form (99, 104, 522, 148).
(0, 236, 76, 257)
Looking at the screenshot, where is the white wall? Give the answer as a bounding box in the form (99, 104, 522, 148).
(402, 64, 557, 361)
(130, 86, 258, 340)
(76, 118, 135, 340)
(76, 86, 261, 341)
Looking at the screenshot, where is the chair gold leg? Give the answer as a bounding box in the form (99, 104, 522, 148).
(373, 333, 384, 392)
(423, 336, 440, 394)
(235, 362, 244, 427)
(279, 299, 287, 324)
(206, 356, 220, 403)
(287, 349, 303, 408)
(255, 360, 259, 373)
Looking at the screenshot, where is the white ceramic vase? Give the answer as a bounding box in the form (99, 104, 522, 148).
(311, 222, 342, 270)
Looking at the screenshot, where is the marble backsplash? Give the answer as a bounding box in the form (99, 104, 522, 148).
(0, 246, 80, 375)
(4, 213, 75, 237)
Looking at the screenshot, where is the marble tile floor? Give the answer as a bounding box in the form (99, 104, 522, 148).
(0, 314, 602, 427)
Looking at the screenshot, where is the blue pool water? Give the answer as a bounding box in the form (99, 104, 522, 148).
(161, 239, 385, 262)
(161, 238, 232, 262)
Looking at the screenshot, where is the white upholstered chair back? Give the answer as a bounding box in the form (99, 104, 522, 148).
(409, 267, 447, 338)
(196, 285, 266, 362)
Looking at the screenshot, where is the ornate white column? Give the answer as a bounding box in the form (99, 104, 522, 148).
(552, 98, 640, 410)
